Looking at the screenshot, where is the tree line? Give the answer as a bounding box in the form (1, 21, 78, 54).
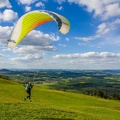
(83, 90, 120, 100)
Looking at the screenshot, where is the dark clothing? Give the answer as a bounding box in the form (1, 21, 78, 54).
(26, 89, 31, 100)
(24, 83, 33, 101)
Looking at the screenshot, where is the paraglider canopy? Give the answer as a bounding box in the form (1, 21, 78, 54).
(7, 10, 70, 48)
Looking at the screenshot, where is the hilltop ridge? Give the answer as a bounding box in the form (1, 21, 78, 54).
(0, 77, 120, 120)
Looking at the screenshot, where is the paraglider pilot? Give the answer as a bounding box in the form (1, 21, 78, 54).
(24, 82, 34, 101)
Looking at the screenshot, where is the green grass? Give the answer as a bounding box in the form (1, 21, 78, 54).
(0, 78, 120, 120)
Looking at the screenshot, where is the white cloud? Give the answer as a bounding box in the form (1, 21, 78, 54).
(18, 0, 37, 5)
(0, 27, 59, 54)
(57, 6, 63, 10)
(55, 0, 66, 4)
(21, 30, 60, 46)
(1, 49, 120, 69)
(0, 26, 60, 48)
(96, 23, 110, 35)
(35, 2, 45, 8)
(0, 53, 4, 58)
(66, 0, 120, 43)
(10, 54, 42, 63)
(0, 9, 18, 22)
(58, 44, 66, 47)
(13, 45, 56, 54)
(0, 26, 12, 44)
(53, 52, 120, 59)
(66, 37, 69, 41)
(25, 6, 31, 12)
(102, 3, 120, 20)
(75, 18, 120, 41)
(0, 0, 11, 8)
(68, 0, 120, 20)
(111, 18, 120, 25)
(75, 36, 98, 41)
(52, 52, 120, 69)
(102, 0, 120, 4)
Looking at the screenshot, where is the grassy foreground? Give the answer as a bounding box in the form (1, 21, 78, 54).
(0, 78, 120, 120)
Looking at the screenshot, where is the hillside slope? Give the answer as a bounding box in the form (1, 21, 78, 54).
(0, 78, 120, 120)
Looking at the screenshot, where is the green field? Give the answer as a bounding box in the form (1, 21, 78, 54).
(0, 77, 120, 120)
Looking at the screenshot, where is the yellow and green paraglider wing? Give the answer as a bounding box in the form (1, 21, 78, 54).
(8, 10, 70, 48)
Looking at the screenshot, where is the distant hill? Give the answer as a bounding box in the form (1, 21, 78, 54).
(0, 74, 15, 84)
(0, 69, 10, 72)
(0, 77, 120, 120)
(0, 74, 9, 80)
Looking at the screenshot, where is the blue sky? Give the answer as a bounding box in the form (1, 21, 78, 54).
(0, 0, 120, 69)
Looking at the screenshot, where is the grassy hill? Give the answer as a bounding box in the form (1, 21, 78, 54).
(0, 77, 120, 120)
